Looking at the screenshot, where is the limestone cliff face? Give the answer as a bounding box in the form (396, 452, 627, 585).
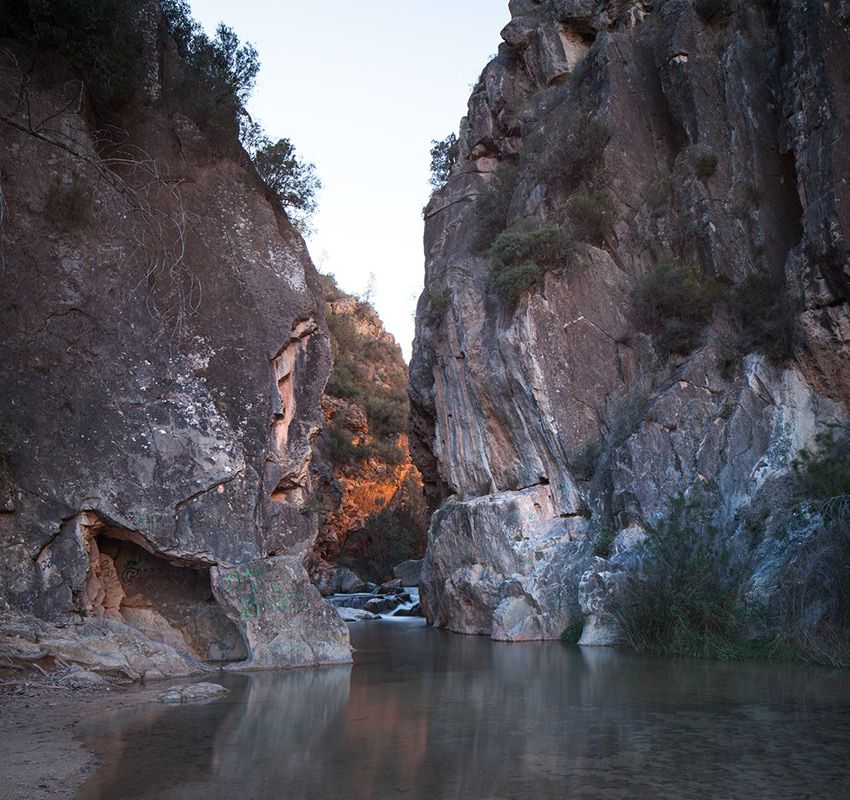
(411, 0, 849, 642)
(0, 6, 349, 674)
(310, 280, 427, 585)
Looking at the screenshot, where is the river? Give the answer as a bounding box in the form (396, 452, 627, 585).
(74, 619, 850, 799)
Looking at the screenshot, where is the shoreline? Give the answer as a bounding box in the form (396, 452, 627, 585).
(0, 682, 178, 800)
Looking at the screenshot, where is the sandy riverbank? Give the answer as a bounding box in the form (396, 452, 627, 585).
(0, 682, 173, 800)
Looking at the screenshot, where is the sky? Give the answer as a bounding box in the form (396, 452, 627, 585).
(189, 1, 511, 360)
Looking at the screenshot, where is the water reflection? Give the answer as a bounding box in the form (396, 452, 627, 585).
(76, 620, 850, 800)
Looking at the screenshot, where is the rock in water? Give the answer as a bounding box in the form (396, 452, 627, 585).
(392, 559, 423, 587)
(0, 6, 350, 669)
(158, 683, 229, 705)
(336, 607, 380, 622)
(410, 0, 850, 644)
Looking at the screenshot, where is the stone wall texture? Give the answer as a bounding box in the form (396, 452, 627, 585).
(0, 8, 350, 672)
(410, 0, 849, 643)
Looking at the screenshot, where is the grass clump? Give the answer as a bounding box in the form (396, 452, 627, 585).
(593, 528, 618, 559)
(471, 163, 518, 252)
(614, 497, 793, 661)
(644, 171, 672, 212)
(728, 273, 799, 363)
(565, 191, 616, 244)
(490, 222, 577, 305)
(785, 429, 850, 666)
(426, 286, 452, 326)
(631, 261, 722, 357)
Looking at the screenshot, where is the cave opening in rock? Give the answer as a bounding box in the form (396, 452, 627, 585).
(81, 528, 248, 665)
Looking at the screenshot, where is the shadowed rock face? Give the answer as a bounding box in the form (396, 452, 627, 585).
(0, 10, 350, 668)
(411, 0, 849, 641)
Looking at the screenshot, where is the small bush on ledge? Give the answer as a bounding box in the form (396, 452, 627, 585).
(541, 116, 611, 191)
(565, 191, 616, 244)
(490, 222, 578, 305)
(613, 497, 795, 662)
(426, 286, 452, 326)
(631, 261, 723, 357)
(471, 163, 518, 253)
(729, 273, 799, 363)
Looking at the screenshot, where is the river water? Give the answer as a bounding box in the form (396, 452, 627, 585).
(75, 619, 850, 800)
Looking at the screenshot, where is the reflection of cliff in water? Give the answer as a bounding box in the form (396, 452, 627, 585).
(76, 623, 850, 800)
(75, 666, 353, 800)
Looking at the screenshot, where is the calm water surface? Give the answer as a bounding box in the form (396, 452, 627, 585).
(75, 620, 850, 800)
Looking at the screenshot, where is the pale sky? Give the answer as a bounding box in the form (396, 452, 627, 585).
(189, 1, 510, 360)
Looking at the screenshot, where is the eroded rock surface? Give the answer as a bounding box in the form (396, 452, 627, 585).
(411, 0, 849, 642)
(0, 7, 349, 669)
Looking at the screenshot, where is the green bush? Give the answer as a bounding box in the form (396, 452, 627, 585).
(429, 133, 459, 190)
(490, 222, 577, 305)
(695, 151, 719, 181)
(541, 117, 611, 190)
(593, 528, 617, 558)
(793, 429, 850, 503)
(614, 497, 792, 661)
(426, 286, 452, 326)
(252, 137, 320, 232)
(786, 429, 850, 665)
(728, 273, 798, 363)
(1, 0, 146, 111)
(631, 261, 722, 356)
(365, 394, 407, 442)
(161, 1, 259, 139)
(44, 174, 91, 229)
(565, 191, 616, 244)
(471, 163, 518, 252)
(695, 0, 735, 23)
(327, 425, 373, 466)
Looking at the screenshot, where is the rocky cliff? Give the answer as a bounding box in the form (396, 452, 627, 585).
(411, 0, 849, 654)
(0, 2, 349, 677)
(309, 277, 427, 587)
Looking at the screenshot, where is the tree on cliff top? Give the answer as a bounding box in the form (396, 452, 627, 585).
(161, 0, 320, 231)
(250, 137, 321, 234)
(429, 133, 459, 190)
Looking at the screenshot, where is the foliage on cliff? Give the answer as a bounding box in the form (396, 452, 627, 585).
(0, 0, 318, 228)
(616, 430, 850, 666)
(310, 274, 427, 582)
(320, 274, 408, 467)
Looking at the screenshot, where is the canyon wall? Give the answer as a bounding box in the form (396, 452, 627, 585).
(309, 277, 427, 588)
(0, 4, 349, 676)
(411, 0, 849, 644)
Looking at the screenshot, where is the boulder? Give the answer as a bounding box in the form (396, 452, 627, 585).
(392, 559, 423, 587)
(158, 682, 229, 704)
(212, 557, 352, 669)
(336, 607, 380, 622)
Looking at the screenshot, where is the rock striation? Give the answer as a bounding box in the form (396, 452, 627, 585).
(0, 4, 350, 672)
(411, 0, 849, 644)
